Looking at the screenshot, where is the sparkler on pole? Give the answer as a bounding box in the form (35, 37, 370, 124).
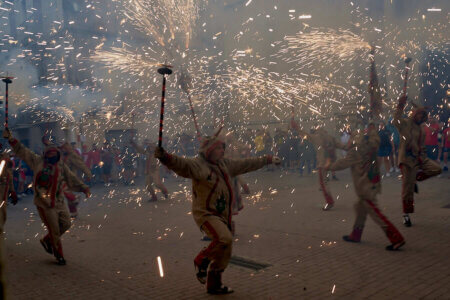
(179, 70, 201, 141)
(368, 46, 382, 120)
(402, 56, 412, 97)
(157, 64, 173, 148)
(1, 76, 14, 129)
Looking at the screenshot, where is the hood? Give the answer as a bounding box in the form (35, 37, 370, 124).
(200, 135, 225, 160)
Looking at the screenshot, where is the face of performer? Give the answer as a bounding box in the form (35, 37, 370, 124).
(208, 143, 225, 164)
(45, 150, 60, 165)
(413, 110, 427, 125)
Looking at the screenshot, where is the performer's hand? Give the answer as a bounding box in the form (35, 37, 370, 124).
(84, 188, 91, 198)
(398, 95, 407, 106)
(2, 128, 11, 140)
(272, 156, 281, 165)
(154, 146, 166, 160)
(10, 191, 18, 205)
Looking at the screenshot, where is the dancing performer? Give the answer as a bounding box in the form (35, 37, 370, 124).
(131, 138, 168, 202)
(3, 129, 90, 265)
(290, 119, 345, 210)
(325, 124, 405, 250)
(154, 134, 280, 294)
(393, 95, 441, 226)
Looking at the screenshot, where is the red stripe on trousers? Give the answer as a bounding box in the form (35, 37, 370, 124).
(318, 168, 334, 204)
(365, 199, 404, 244)
(194, 221, 219, 265)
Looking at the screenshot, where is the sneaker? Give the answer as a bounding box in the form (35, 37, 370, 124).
(322, 203, 334, 211)
(395, 167, 400, 172)
(403, 215, 412, 227)
(389, 167, 394, 173)
(385, 172, 391, 177)
(386, 240, 405, 251)
(40, 238, 53, 255)
(149, 195, 158, 202)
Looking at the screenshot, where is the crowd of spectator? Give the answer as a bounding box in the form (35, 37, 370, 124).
(7, 117, 450, 203)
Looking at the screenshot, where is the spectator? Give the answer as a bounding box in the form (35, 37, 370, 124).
(86, 144, 102, 185)
(299, 138, 314, 176)
(101, 143, 114, 185)
(378, 121, 394, 177)
(385, 118, 400, 172)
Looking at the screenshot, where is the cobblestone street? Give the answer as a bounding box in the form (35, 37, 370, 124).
(4, 170, 450, 299)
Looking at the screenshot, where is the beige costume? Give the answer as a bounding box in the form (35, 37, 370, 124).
(328, 129, 404, 248)
(393, 100, 441, 214)
(157, 135, 272, 292)
(9, 137, 89, 264)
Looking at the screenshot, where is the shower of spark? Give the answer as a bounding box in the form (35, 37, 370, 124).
(91, 47, 160, 75)
(276, 28, 371, 67)
(118, 0, 206, 51)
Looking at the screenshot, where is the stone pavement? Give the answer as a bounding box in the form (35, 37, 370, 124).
(3, 169, 450, 299)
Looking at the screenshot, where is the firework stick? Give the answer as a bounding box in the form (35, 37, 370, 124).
(402, 57, 412, 97)
(157, 65, 173, 148)
(187, 93, 201, 141)
(368, 47, 375, 120)
(1, 76, 13, 129)
(179, 71, 201, 141)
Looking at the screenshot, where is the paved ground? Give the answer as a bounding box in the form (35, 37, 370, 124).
(3, 169, 450, 299)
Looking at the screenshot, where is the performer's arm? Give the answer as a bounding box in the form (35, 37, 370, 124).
(4, 130, 41, 171)
(225, 156, 272, 177)
(326, 148, 358, 171)
(155, 148, 208, 180)
(67, 152, 92, 179)
(62, 164, 90, 197)
(393, 95, 407, 131)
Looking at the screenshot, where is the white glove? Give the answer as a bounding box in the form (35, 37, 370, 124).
(272, 156, 281, 165)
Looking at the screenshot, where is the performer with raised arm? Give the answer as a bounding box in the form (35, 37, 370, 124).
(324, 123, 405, 250)
(154, 132, 280, 294)
(131, 138, 168, 202)
(290, 119, 345, 210)
(393, 95, 441, 227)
(3, 129, 90, 265)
